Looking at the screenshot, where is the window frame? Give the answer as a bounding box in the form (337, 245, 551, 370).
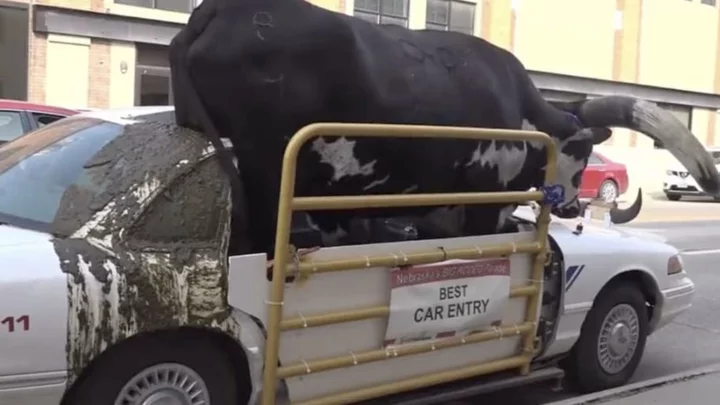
(354, 0, 410, 28)
(425, 0, 476, 36)
(114, 0, 196, 13)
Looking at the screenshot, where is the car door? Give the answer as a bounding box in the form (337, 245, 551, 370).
(0, 233, 68, 379)
(0, 110, 30, 144)
(579, 153, 605, 198)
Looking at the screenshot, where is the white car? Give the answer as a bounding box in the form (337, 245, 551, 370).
(664, 146, 720, 201)
(0, 108, 694, 405)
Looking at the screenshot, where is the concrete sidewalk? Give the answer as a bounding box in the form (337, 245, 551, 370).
(549, 365, 720, 405)
(614, 192, 720, 223)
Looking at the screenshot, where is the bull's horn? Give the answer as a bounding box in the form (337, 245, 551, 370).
(575, 96, 720, 196)
(609, 188, 643, 224)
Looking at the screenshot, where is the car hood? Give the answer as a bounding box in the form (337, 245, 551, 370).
(0, 224, 52, 247)
(512, 206, 667, 244)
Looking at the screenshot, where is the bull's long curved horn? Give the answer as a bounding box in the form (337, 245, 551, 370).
(575, 96, 720, 196)
(609, 188, 643, 224)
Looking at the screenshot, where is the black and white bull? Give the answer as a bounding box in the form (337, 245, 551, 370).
(169, 0, 720, 255)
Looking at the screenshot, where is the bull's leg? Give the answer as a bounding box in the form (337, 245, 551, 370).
(462, 204, 515, 236)
(241, 174, 281, 257)
(415, 206, 465, 239)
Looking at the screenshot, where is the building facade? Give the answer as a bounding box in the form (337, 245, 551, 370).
(1, 0, 720, 154)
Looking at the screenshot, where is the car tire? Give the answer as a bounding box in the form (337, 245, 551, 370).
(665, 193, 681, 201)
(598, 180, 619, 203)
(64, 332, 246, 405)
(563, 283, 649, 394)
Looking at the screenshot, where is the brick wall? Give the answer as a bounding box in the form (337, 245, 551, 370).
(27, 6, 47, 104)
(88, 39, 111, 108)
(26, 0, 110, 105)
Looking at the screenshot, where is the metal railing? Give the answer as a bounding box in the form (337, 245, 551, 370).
(262, 123, 558, 405)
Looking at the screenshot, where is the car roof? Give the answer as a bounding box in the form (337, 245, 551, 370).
(77, 105, 176, 125)
(0, 98, 79, 115)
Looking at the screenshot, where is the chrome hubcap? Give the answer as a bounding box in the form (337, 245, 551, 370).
(601, 183, 617, 203)
(597, 304, 640, 374)
(114, 363, 210, 405)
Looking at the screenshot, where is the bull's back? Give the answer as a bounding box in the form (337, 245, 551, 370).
(336, 16, 524, 129)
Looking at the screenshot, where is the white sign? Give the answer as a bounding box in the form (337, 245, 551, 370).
(384, 258, 511, 347)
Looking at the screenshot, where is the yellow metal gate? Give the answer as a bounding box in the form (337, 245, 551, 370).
(262, 123, 558, 405)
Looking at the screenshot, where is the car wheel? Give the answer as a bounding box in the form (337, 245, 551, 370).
(598, 180, 618, 203)
(665, 193, 682, 201)
(563, 283, 649, 393)
(64, 333, 246, 405)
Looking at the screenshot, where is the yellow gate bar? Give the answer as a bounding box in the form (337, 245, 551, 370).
(280, 285, 537, 331)
(293, 190, 545, 211)
(288, 241, 543, 277)
(292, 355, 530, 405)
(277, 322, 534, 379)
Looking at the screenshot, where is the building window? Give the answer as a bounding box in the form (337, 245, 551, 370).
(135, 44, 173, 106)
(426, 0, 475, 35)
(0, 4, 29, 100)
(354, 0, 409, 28)
(654, 103, 692, 149)
(115, 0, 198, 13)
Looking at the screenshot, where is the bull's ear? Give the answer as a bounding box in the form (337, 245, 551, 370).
(589, 127, 612, 145)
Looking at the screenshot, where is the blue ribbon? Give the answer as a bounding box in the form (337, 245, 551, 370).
(541, 184, 565, 206)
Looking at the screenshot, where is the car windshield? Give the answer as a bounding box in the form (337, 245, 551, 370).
(0, 117, 124, 233)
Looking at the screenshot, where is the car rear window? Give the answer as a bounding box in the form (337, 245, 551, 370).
(0, 111, 25, 143)
(0, 117, 124, 233)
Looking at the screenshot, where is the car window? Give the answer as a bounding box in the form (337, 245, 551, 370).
(0, 111, 25, 143)
(31, 112, 65, 128)
(0, 117, 124, 232)
(588, 153, 603, 165)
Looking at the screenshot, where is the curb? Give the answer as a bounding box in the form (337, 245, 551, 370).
(547, 365, 720, 405)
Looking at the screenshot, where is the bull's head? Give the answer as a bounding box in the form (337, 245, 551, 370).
(544, 96, 720, 219)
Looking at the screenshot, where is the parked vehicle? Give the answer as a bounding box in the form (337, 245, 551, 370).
(0, 108, 693, 405)
(580, 152, 629, 202)
(664, 147, 720, 201)
(0, 99, 78, 144)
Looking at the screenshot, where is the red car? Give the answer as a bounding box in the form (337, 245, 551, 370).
(579, 151, 629, 202)
(0, 99, 78, 144)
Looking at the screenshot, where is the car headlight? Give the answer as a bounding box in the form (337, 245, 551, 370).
(666, 170, 675, 176)
(667, 254, 684, 275)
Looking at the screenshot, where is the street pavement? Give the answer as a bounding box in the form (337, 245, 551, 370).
(467, 198, 720, 405)
(550, 365, 720, 405)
